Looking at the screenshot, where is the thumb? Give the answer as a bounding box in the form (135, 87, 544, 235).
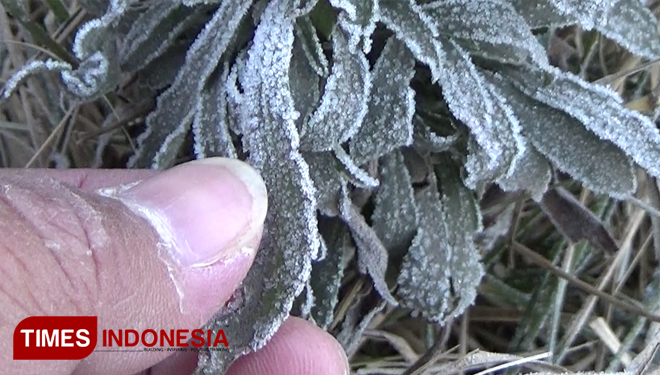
(0, 158, 267, 375)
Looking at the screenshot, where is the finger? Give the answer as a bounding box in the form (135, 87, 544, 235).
(7, 169, 158, 191)
(0, 158, 268, 375)
(148, 317, 349, 375)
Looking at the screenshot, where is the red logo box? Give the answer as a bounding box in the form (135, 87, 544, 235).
(13, 316, 97, 360)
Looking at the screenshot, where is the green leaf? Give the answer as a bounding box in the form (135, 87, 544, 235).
(350, 37, 416, 165)
(300, 29, 370, 151)
(504, 66, 655, 191)
(372, 150, 418, 255)
(198, 1, 320, 373)
(192, 63, 237, 159)
(485, 70, 636, 198)
(129, 1, 253, 169)
(330, 0, 378, 53)
(379, 0, 445, 82)
(423, 0, 547, 66)
(310, 220, 351, 329)
(438, 38, 525, 188)
(294, 16, 329, 77)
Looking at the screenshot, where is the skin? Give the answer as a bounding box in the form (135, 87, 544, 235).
(0, 158, 349, 375)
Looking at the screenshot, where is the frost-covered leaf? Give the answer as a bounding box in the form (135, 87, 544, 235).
(294, 16, 329, 77)
(412, 116, 458, 154)
(340, 186, 397, 305)
(330, 0, 378, 53)
(2, 60, 71, 99)
(192, 64, 237, 159)
(339, 299, 387, 356)
(504, 66, 658, 189)
(334, 146, 379, 188)
(198, 1, 320, 373)
(379, 0, 445, 82)
(372, 150, 418, 255)
(597, 0, 660, 60)
(398, 173, 451, 321)
(310, 220, 351, 329)
(496, 146, 551, 202)
(350, 37, 415, 165)
(508, 0, 573, 28)
(485, 70, 636, 198)
(422, 0, 548, 66)
(511, 0, 660, 59)
(119, 2, 199, 72)
(300, 29, 370, 151)
(225, 50, 247, 136)
(129, 1, 252, 169)
(436, 158, 484, 319)
(303, 151, 344, 216)
(401, 147, 431, 184)
(290, 34, 321, 131)
(475, 204, 515, 251)
(398, 158, 484, 322)
(540, 188, 620, 254)
(438, 39, 525, 188)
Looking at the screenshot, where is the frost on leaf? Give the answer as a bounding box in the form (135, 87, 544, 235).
(337, 297, 387, 356)
(198, 1, 319, 373)
(597, 0, 660, 60)
(2, 60, 71, 99)
(438, 39, 525, 188)
(485, 71, 636, 198)
(340, 186, 398, 305)
(120, 2, 199, 72)
(290, 35, 321, 132)
(504, 66, 657, 189)
(398, 172, 451, 322)
(129, 1, 252, 169)
(330, 0, 379, 53)
(294, 16, 329, 77)
(378, 0, 445, 82)
(422, 0, 548, 66)
(192, 64, 237, 159)
(508, 0, 574, 29)
(300, 29, 370, 152)
(303, 151, 344, 216)
(496, 145, 551, 202)
(412, 116, 458, 155)
(511, 0, 660, 59)
(225, 50, 247, 136)
(334, 146, 379, 188)
(398, 158, 484, 322)
(436, 158, 484, 319)
(350, 37, 415, 165)
(372, 150, 418, 255)
(310, 220, 351, 329)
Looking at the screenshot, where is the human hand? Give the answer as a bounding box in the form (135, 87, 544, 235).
(0, 158, 349, 375)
